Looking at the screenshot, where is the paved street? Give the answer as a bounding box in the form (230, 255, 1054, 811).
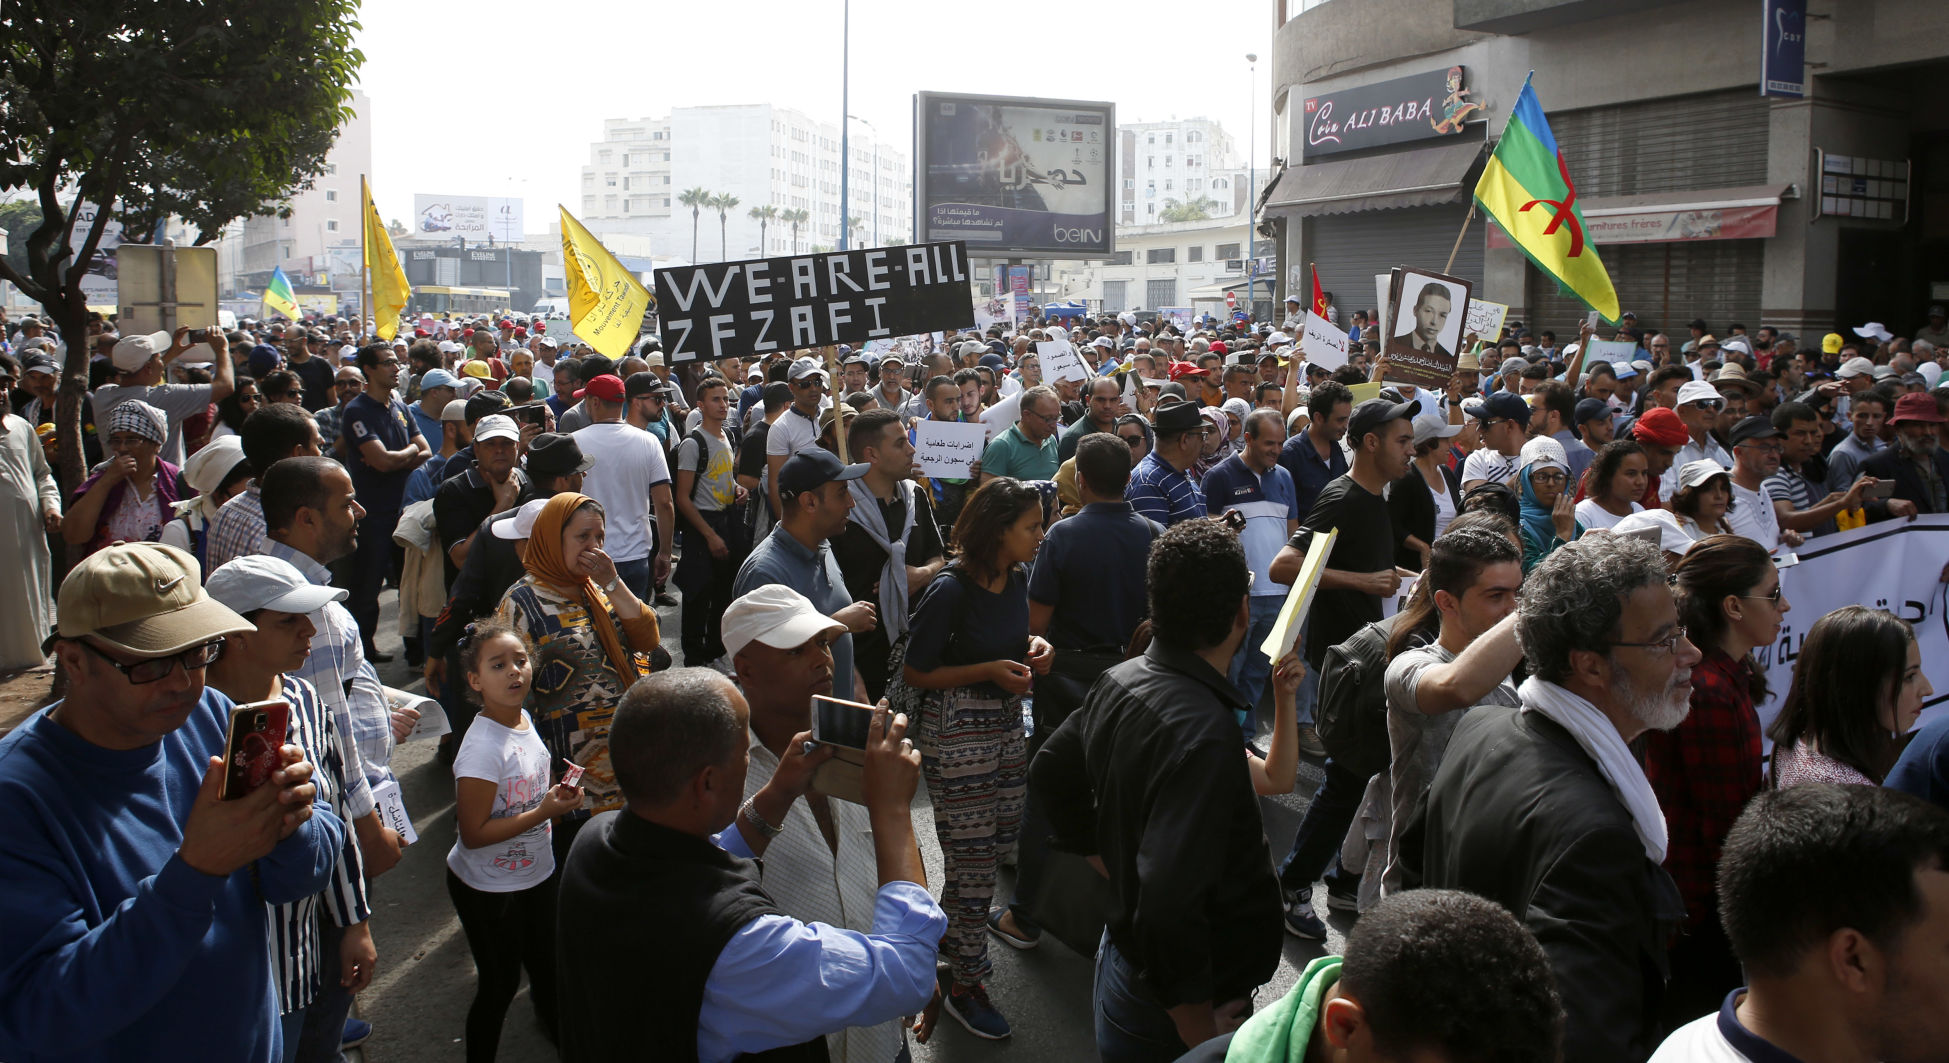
(356, 589, 1352, 1061)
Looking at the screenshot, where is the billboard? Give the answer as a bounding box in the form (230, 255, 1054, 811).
(411, 194, 524, 242)
(66, 200, 125, 307)
(1301, 67, 1484, 161)
(915, 91, 1113, 259)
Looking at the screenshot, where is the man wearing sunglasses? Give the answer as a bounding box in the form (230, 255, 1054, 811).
(0, 542, 340, 1060)
(1662, 380, 1733, 504)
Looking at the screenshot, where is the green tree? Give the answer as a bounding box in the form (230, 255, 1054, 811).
(677, 187, 712, 261)
(848, 215, 868, 249)
(1159, 196, 1223, 223)
(748, 204, 779, 255)
(710, 193, 740, 259)
(781, 208, 810, 254)
(0, 0, 362, 495)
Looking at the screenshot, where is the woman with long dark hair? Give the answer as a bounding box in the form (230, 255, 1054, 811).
(210, 374, 261, 438)
(1769, 606, 1933, 787)
(1574, 439, 1648, 531)
(900, 477, 1052, 1039)
(1642, 535, 1788, 1023)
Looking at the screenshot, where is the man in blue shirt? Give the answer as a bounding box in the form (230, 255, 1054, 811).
(734, 450, 878, 702)
(1204, 408, 1302, 720)
(340, 344, 429, 661)
(1125, 400, 1208, 526)
(0, 542, 342, 1062)
(1278, 379, 1352, 517)
(555, 668, 943, 1061)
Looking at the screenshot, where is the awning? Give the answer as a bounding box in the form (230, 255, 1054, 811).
(1486, 184, 1790, 248)
(1262, 139, 1486, 218)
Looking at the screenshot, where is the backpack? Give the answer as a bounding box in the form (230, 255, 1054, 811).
(1313, 615, 1401, 779)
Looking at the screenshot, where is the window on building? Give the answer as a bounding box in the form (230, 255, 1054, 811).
(1146, 248, 1176, 264)
(607, 178, 617, 187)
(1165, 156, 1173, 168)
(1103, 280, 1129, 312)
(1187, 245, 1203, 262)
(1146, 278, 1176, 306)
(1165, 180, 1174, 192)
(325, 219, 338, 232)
(1148, 204, 1157, 217)
(1110, 250, 1134, 265)
(325, 163, 337, 175)
(324, 189, 337, 202)
(1188, 131, 1202, 143)
(1147, 134, 1155, 145)
(1165, 133, 1174, 145)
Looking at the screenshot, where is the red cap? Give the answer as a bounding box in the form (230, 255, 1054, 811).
(574, 374, 626, 402)
(413, 328, 429, 337)
(462, 328, 474, 337)
(499, 319, 514, 329)
(534, 323, 546, 333)
(1166, 360, 1209, 382)
(514, 327, 528, 338)
(1210, 341, 1228, 355)
(1890, 391, 1947, 425)
(1630, 406, 1690, 447)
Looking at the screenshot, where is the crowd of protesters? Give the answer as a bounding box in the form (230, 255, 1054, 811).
(6, 295, 1949, 1063)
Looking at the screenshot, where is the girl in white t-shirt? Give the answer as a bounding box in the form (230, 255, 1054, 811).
(1575, 439, 1650, 531)
(446, 620, 582, 1060)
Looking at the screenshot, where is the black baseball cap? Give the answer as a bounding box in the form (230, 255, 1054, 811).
(1347, 396, 1422, 444)
(1574, 397, 1610, 427)
(1728, 415, 1782, 448)
(463, 390, 511, 425)
(778, 448, 868, 503)
(625, 371, 674, 400)
(1464, 391, 1532, 428)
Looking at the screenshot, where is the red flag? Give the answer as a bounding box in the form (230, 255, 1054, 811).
(1310, 264, 1328, 318)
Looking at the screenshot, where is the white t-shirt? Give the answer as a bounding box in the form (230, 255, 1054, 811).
(1647, 1011, 1756, 1062)
(1575, 498, 1642, 531)
(1461, 448, 1518, 487)
(446, 711, 554, 893)
(766, 405, 821, 461)
(1726, 480, 1782, 550)
(573, 421, 671, 563)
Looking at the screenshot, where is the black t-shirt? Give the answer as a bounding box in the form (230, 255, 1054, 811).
(286, 356, 336, 413)
(1292, 474, 1395, 668)
(736, 420, 770, 481)
(832, 486, 945, 605)
(906, 565, 1030, 697)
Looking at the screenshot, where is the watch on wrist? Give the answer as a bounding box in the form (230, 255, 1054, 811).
(739, 798, 784, 839)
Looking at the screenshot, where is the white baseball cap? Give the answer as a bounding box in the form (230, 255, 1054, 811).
(205, 554, 349, 616)
(721, 583, 848, 662)
(1266, 332, 1292, 347)
(1837, 356, 1877, 379)
(473, 413, 520, 444)
(1674, 458, 1731, 492)
(109, 331, 174, 372)
(1675, 380, 1725, 407)
(441, 398, 470, 422)
(787, 356, 830, 383)
(491, 498, 551, 540)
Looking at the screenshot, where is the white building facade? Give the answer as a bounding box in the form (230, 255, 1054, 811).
(1117, 117, 1248, 227)
(217, 89, 374, 296)
(579, 105, 909, 264)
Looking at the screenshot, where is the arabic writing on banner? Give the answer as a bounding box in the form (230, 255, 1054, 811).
(1300, 311, 1350, 371)
(1464, 299, 1508, 344)
(1039, 339, 1088, 383)
(914, 419, 990, 478)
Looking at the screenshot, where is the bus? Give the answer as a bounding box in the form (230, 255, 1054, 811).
(410, 286, 511, 317)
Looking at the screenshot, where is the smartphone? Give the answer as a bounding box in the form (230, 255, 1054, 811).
(812, 694, 876, 751)
(220, 699, 291, 800)
(1864, 480, 1895, 500)
(512, 403, 547, 427)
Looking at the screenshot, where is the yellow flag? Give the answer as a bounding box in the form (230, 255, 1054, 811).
(362, 177, 411, 340)
(560, 206, 652, 359)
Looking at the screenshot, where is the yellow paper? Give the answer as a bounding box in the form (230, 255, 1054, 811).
(1260, 527, 1338, 662)
(362, 177, 412, 340)
(560, 205, 653, 359)
(1346, 382, 1384, 404)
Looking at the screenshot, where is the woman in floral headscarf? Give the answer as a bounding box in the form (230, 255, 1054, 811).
(64, 400, 190, 560)
(495, 491, 660, 862)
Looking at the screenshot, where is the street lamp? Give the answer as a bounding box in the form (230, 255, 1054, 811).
(849, 113, 879, 246)
(838, 0, 851, 251)
(1246, 53, 1258, 314)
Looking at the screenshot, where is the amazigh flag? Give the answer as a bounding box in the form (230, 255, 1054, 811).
(1473, 73, 1619, 323)
(262, 266, 300, 321)
(1310, 263, 1328, 319)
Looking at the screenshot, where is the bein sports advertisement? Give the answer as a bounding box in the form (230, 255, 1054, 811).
(915, 91, 1114, 259)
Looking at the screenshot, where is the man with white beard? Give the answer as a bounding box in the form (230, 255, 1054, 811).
(1400, 534, 1699, 1063)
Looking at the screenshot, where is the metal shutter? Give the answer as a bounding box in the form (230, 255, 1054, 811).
(1102, 280, 1128, 312)
(1146, 278, 1178, 306)
(1547, 90, 1771, 198)
(1308, 203, 1484, 318)
(1525, 239, 1765, 339)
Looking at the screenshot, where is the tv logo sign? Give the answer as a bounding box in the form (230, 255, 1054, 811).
(1762, 0, 1806, 99)
(1053, 227, 1102, 244)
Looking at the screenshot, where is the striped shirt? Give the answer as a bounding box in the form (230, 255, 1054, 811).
(205, 482, 266, 575)
(263, 539, 393, 800)
(1124, 450, 1206, 527)
(1763, 465, 1835, 537)
(267, 674, 370, 1013)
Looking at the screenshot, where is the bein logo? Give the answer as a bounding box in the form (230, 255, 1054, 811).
(1053, 227, 1102, 244)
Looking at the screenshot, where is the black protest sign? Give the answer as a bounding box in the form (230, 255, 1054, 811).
(654, 241, 976, 363)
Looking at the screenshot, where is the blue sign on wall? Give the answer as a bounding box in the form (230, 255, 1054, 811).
(1761, 0, 1806, 99)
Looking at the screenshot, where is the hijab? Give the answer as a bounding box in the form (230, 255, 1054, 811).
(521, 491, 640, 687)
(1518, 461, 1581, 550)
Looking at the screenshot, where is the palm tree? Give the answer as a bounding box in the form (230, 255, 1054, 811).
(1159, 195, 1223, 223)
(748, 204, 779, 255)
(781, 208, 810, 253)
(847, 215, 869, 249)
(710, 193, 740, 259)
(677, 187, 712, 261)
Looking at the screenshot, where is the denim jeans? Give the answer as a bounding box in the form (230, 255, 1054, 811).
(1227, 595, 1287, 724)
(292, 916, 354, 1063)
(1277, 755, 1365, 892)
(1094, 930, 1189, 1063)
(613, 557, 652, 603)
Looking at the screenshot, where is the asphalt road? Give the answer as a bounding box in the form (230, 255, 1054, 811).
(353, 590, 1353, 1062)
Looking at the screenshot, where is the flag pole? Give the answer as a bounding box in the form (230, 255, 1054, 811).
(361, 176, 373, 341)
(1443, 203, 1477, 275)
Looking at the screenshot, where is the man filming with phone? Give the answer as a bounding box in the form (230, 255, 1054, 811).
(0, 542, 343, 1061)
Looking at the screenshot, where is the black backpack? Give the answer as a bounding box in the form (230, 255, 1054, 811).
(1313, 615, 1401, 779)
